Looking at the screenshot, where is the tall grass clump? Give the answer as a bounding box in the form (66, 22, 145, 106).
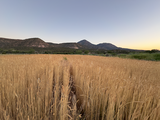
(153, 53, 160, 60)
(120, 53, 160, 61)
(0, 54, 160, 120)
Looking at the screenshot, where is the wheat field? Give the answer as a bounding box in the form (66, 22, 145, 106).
(0, 55, 160, 120)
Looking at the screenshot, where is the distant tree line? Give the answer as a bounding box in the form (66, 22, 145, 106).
(0, 48, 90, 54)
(0, 48, 159, 57)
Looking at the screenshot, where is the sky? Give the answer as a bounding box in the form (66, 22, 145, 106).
(0, 0, 160, 50)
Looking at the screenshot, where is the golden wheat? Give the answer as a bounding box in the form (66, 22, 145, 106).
(0, 55, 160, 120)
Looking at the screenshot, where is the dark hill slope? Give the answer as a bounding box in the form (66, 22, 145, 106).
(77, 39, 97, 49)
(47, 42, 84, 49)
(97, 43, 118, 50)
(0, 37, 49, 48)
(78, 39, 118, 50)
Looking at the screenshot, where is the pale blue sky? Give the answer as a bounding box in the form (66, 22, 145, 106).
(0, 0, 160, 50)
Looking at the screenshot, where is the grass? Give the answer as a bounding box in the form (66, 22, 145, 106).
(118, 53, 160, 61)
(0, 55, 160, 120)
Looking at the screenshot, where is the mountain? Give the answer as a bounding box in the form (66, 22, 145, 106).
(47, 42, 84, 49)
(21, 38, 50, 48)
(0, 37, 137, 51)
(0, 37, 49, 48)
(77, 39, 97, 49)
(78, 39, 118, 50)
(97, 43, 118, 50)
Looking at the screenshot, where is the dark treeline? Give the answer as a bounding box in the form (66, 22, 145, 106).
(0, 48, 160, 61)
(0, 48, 159, 55)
